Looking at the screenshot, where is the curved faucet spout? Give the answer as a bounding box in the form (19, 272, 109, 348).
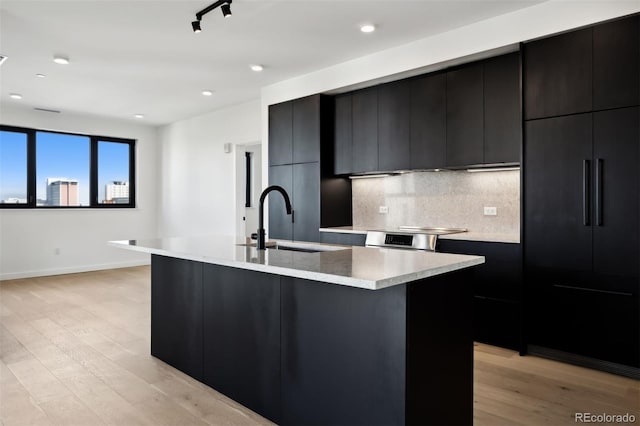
(257, 185, 293, 250)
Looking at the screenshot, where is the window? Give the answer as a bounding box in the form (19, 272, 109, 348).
(0, 125, 135, 208)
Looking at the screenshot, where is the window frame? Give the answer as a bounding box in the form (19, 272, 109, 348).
(0, 124, 136, 209)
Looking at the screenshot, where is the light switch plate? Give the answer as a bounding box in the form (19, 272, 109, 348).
(484, 206, 497, 216)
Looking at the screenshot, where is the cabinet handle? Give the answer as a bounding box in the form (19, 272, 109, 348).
(595, 158, 603, 226)
(583, 159, 590, 226)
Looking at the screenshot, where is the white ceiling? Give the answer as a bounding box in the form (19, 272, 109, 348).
(0, 0, 545, 126)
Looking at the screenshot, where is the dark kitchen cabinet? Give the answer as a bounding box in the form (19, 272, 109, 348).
(293, 162, 321, 243)
(333, 94, 352, 175)
(320, 231, 366, 246)
(268, 163, 321, 243)
(268, 165, 294, 240)
(525, 107, 640, 369)
(524, 27, 592, 120)
(352, 87, 378, 173)
(446, 62, 484, 167)
(437, 239, 523, 350)
(410, 73, 446, 170)
(484, 52, 522, 164)
(378, 80, 411, 171)
(269, 102, 293, 166)
(203, 265, 281, 423)
(593, 16, 640, 110)
(293, 96, 321, 164)
(151, 255, 203, 380)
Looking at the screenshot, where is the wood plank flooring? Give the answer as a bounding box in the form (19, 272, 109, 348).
(1, 266, 638, 426)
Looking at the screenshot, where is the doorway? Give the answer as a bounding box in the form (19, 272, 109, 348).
(235, 143, 262, 239)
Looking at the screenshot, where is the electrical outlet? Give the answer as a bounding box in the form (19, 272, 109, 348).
(379, 205, 389, 214)
(484, 206, 497, 216)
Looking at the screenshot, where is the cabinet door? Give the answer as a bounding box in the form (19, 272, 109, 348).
(524, 28, 592, 119)
(352, 87, 378, 173)
(593, 107, 639, 278)
(378, 80, 410, 171)
(293, 162, 320, 243)
(203, 265, 281, 423)
(524, 114, 593, 272)
(410, 73, 446, 169)
(150, 255, 203, 380)
(484, 52, 521, 164)
(446, 62, 484, 167)
(593, 16, 640, 110)
(269, 102, 293, 166)
(293, 95, 321, 163)
(334, 94, 353, 175)
(268, 165, 293, 240)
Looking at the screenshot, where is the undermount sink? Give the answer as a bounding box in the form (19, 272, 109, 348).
(237, 241, 346, 253)
(268, 245, 322, 253)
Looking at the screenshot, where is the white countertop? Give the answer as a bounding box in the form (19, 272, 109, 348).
(109, 236, 484, 291)
(319, 226, 520, 244)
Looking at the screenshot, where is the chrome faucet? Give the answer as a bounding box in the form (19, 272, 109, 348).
(257, 185, 293, 250)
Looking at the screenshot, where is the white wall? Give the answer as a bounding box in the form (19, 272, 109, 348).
(0, 106, 158, 280)
(157, 100, 261, 238)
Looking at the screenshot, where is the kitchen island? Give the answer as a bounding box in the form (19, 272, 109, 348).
(110, 236, 484, 426)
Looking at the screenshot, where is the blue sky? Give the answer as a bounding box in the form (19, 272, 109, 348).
(0, 130, 129, 205)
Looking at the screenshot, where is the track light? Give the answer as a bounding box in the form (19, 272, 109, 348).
(192, 0, 232, 32)
(221, 3, 232, 18)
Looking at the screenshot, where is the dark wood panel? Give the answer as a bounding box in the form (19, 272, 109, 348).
(269, 102, 293, 166)
(378, 80, 411, 171)
(293, 162, 320, 242)
(319, 232, 366, 246)
(333, 94, 353, 175)
(293, 95, 321, 163)
(484, 52, 522, 164)
(280, 277, 407, 426)
(203, 265, 281, 423)
(593, 16, 640, 110)
(410, 73, 446, 170)
(150, 255, 203, 380)
(319, 176, 352, 228)
(473, 297, 521, 351)
(524, 27, 592, 119)
(352, 87, 378, 173)
(446, 62, 484, 167)
(593, 107, 639, 278)
(524, 114, 593, 272)
(268, 165, 293, 240)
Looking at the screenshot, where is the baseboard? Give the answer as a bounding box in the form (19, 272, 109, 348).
(528, 345, 640, 379)
(0, 260, 151, 281)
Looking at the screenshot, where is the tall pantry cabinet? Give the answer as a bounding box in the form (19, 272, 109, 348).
(524, 15, 640, 373)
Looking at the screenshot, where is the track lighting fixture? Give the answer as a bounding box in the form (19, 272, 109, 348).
(191, 0, 232, 32)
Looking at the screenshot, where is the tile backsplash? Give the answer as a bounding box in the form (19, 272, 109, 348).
(352, 169, 520, 234)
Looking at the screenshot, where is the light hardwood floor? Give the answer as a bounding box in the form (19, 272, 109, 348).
(1, 266, 638, 426)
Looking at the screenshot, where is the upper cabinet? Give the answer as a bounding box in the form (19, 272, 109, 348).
(410, 73, 446, 170)
(378, 80, 411, 171)
(525, 15, 639, 120)
(446, 62, 484, 167)
(352, 87, 379, 173)
(269, 95, 323, 166)
(484, 52, 522, 164)
(333, 94, 353, 176)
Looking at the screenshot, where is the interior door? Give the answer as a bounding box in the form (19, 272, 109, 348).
(524, 113, 593, 272)
(593, 107, 640, 278)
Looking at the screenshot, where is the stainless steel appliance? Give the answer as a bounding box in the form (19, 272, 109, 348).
(365, 227, 467, 251)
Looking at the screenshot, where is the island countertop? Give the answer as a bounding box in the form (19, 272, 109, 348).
(109, 235, 484, 290)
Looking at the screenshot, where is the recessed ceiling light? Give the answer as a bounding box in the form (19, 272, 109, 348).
(134, 114, 144, 119)
(53, 55, 70, 65)
(36, 73, 46, 78)
(10, 93, 23, 100)
(202, 90, 213, 96)
(250, 64, 263, 72)
(360, 24, 376, 33)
